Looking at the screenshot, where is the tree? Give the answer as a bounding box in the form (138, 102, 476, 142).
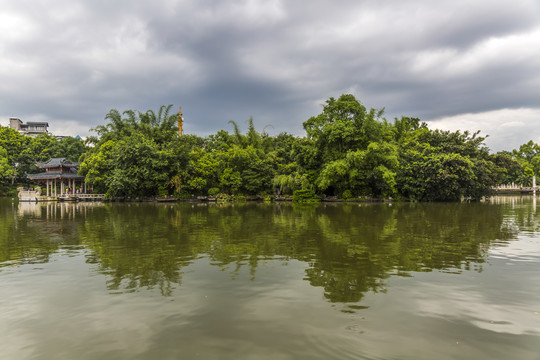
(507, 140, 540, 186)
(0, 126, 31, 180)
(303, 94, 391, 163)
(91, 105, 178, 147)
(392, 116, 427, 142)
(317, 141, 398, 198)
(78, 140, 116, 194)
(397, 128, 498, 201)
(105, 133, 169, 198)
(490, 153, 522, 185)
(0, 146, 15, 183)
(49, 136, 89, 162)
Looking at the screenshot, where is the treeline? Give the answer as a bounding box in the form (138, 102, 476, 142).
(0, 127, 87, 195)
(1, 94, 539, 200)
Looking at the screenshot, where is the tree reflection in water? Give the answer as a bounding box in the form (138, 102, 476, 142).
(0, 198, 527, 301)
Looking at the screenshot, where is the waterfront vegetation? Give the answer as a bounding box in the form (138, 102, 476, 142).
(2, 94, 540, 201)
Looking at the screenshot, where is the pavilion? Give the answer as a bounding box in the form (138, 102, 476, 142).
(27, 158, 86, 197)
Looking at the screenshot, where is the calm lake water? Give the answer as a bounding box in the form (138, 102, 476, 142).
(1, 197, 539, 359)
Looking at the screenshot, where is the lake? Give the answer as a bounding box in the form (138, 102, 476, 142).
(1, 197, 539, 359)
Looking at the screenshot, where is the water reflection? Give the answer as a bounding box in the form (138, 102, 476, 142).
(2, 197, 540, 360)
(1, 201, 100, 268)
(1, 198, 531, 302)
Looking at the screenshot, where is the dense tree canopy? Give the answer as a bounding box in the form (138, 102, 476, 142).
(4, 95, 537, 201)
(0, 127, 88, 192)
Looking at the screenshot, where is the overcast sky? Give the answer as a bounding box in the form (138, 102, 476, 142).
(1, 0, 539, 152)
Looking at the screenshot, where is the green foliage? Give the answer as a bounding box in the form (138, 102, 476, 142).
(78, 140, 115, 193)
(0, 126, 88, 185)
(158, 185, 168, 197)
(317, 142, 398, 197)
(397, 129, 498, 201)
(81, 105, 203, 198)
(500, 140, 540, 186)
(272, 173, 309, 195)
(303, 94, 391, 164)
(9, 95, 528, 201)
(106, 134, 169, 198)
(292, 189, 320, 203)
(0, 146, 15, 181)
(392, 116, 427, 142)
(490, 153, 522, 185)
(341, 190, 352, 200)
(91, 105, 178, 147)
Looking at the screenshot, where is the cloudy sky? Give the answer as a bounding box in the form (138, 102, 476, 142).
(1, 0, 539, 151)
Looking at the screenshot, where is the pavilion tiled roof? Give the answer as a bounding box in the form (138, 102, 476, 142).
(35, 158, 80, 168)
(27, 171, 85, 180)
(28, 158, 85, 180)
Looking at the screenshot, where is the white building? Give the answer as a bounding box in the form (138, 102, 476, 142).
(9, 118, 49, 136)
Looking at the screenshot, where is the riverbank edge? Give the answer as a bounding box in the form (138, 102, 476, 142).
(135, 195, 392, 203)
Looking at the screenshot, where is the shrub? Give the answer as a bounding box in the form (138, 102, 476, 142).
(292, 189, 320, 203)
(341, 189, 352, 200)
(158, 185, 168, 197)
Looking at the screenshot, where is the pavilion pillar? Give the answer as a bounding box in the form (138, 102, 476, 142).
(54, 179, 57, 197)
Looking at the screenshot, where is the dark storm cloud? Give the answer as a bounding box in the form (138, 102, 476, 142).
(1, 0, 539, 150)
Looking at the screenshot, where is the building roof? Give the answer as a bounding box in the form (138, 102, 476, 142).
(27, 171, 85, 180)
(25, 122, 49, 126)
(35, 158, 80, 168)
(28, 157, 85, 181)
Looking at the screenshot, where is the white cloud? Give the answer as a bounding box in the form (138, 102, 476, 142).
(428, 108, 540, 152)
(410, 27, 540, 79)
